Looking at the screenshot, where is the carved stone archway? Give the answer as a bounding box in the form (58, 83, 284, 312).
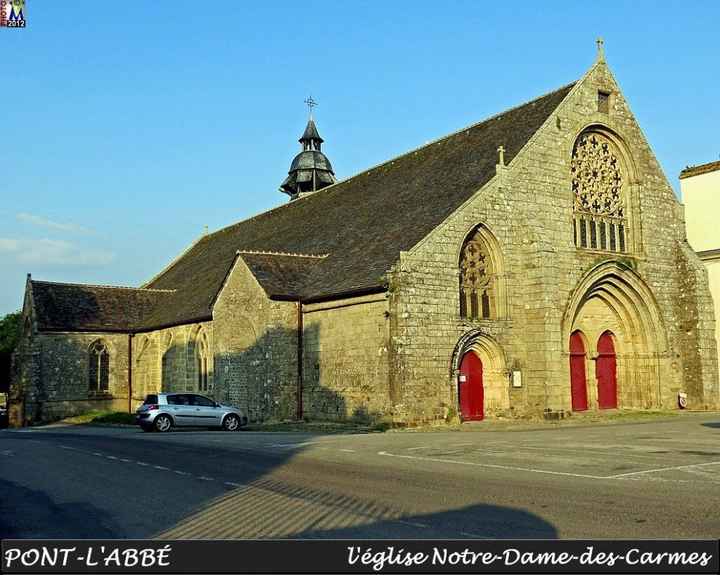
(563, 262, 668, 409)
(451, 330, 508, 418)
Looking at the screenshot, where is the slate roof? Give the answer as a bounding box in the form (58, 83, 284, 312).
(30, 280, 174, 332)
(31, 81, 575, 332)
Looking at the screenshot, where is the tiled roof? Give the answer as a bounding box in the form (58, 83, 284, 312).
(30, 280, 174, 332)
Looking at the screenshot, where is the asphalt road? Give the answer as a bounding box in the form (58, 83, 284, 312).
(1, 413, 719, 539)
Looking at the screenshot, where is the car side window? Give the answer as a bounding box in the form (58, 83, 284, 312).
(168, 394, 189, 405)
(191, 395, 215, 407)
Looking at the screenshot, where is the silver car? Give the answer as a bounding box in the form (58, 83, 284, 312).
(135, 392, 247, 432)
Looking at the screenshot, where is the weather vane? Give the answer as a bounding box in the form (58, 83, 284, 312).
(304, 96, 318, 118)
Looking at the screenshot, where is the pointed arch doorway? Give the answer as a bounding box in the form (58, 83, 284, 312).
(569, 331, 588, 411)
(596, 331, 618, 409)
(459, 351, 484, 421)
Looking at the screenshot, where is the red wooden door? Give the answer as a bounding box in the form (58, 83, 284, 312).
(596, 331, 618, 409)
(569, 331, 588, 411)
(459, 352, 484, 421)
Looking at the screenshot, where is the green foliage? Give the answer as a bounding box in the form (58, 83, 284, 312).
(60, 410, 136, 425)
(0, 311, 22, 355)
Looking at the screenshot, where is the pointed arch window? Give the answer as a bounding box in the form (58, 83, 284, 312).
(571, 130, 629, 252)
(88, 340, 110, 393)
(459, 227, 498, 320)
(196, 333, 210, 392)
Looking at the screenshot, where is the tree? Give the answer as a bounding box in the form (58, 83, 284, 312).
(0, 311, 22, 393)
(0, 311, 22, 354)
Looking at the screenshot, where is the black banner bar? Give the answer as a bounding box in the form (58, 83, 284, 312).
(2, 540, 718, 574)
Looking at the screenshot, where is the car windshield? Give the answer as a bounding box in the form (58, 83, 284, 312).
(143, 394, 158, 405)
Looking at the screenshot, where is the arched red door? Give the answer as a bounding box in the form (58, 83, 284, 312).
(596, 331, 618, 409)
(569, 331, 588, 411)
(459, 352, 484, 421)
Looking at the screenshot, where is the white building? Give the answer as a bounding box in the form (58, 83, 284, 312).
(681, 160, 720, 373)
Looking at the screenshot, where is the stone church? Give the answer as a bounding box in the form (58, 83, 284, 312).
(9, 47, 719, 427)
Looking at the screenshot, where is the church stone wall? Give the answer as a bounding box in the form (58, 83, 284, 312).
(212, 257, 298, 422)
(12, 331, 130, 424)
(302, 294, 391, 422)
(131, 320, 213, 403)
(387, 60, 718, 423)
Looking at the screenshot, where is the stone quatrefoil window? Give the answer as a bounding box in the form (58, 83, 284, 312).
(571, 131, 628, 252)
(88, 340, 110, 393)
(459, 230, 493, 320)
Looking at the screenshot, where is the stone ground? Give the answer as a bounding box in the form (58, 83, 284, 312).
(1, 412, 719, 539)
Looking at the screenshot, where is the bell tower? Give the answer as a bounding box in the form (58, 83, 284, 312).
(280, 98, 337, 200)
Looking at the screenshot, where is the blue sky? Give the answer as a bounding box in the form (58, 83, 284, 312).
(1, 0, 718, 315)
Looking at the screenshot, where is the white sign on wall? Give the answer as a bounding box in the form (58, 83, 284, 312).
(512, 370, 522, 388)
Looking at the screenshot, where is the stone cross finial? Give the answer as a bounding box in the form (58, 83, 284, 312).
(497, 145, 505, 166)
(304, 96, 318, 118)
(596, 37, 605, 61)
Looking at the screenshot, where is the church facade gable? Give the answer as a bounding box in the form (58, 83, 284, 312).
(386, 56, 718, 422)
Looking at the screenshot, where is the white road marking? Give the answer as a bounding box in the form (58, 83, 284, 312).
(198, 476, 214, 481)
(106, 455, 118, 460)
(136, 461, 150, 466)
(339, 449, 356, 453)
(173, 470, 190, 476)
(608, 460, 720, 478)
(378, 451, 607, 479)
(224, 481, 241, 487)
(153, 465, 170, 471)
(119, 458, 133, 463)
(0, 450, 14, 456)
(59, 445, 75, 450)
(270, 442, 317, 448)
(406, 446, 432, 451)
(460, 531, 485, 538)
(396, 519, 429, 529)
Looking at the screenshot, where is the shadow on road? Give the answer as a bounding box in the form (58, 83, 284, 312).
(700, 421, 720, 429)
(0, 477, 122, 539)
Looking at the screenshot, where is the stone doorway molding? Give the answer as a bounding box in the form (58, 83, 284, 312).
(562, 261, 668, 409)
(450, 329, 509, 417)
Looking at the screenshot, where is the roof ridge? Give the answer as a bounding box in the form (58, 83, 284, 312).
(208, 80, 578, 238)
(237, 249, 329, 259)
(30, 279, 176, 293)
(680, 159, 720, 180)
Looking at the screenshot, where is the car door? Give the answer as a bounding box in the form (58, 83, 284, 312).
(189, 394, 221, 427)
(166, 394, 194, 426)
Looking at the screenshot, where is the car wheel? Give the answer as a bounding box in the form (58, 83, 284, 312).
(154, 414, 173, 432)
(222, 414, 241, 431)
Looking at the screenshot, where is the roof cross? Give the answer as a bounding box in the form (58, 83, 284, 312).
(497, 145, 505, 166)
(596, 37, 605, 61)
(304, 96, 318, 118)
